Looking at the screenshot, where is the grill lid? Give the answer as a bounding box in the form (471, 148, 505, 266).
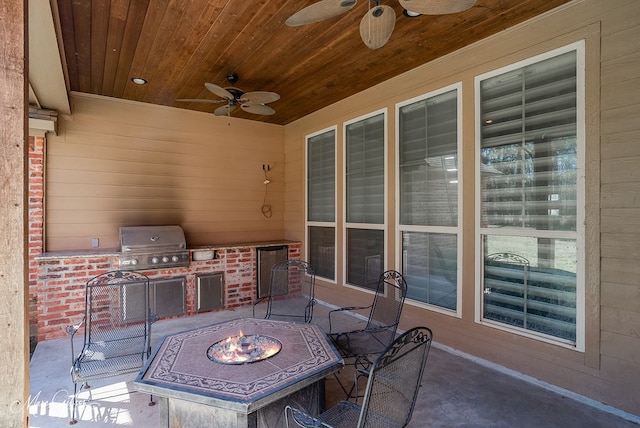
(120, 225, 186, 252)
(119, 225, 190, 270)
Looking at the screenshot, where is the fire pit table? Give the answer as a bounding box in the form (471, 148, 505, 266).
(134, 318, 343, 428)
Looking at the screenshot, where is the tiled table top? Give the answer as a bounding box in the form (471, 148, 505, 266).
(135, 318, 343, 411)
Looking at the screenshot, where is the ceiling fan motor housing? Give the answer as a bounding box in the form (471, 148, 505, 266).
(225, 87, 245, 101)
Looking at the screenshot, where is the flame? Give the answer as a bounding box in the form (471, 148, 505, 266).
(208, 334, 281, 364)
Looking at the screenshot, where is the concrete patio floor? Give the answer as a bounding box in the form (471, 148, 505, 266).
(29, 301, 639, 427)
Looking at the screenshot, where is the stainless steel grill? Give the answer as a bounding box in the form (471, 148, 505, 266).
(119, 225, 190, 270)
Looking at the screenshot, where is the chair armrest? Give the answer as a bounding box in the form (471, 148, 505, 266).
(252, 296, 270, 319)
(284, 405, 330, 428)
(66, 323, 81, 337)
(66, 318, 84, 365)
(328, 304, 372, 333)
(253, 296, 269, 305)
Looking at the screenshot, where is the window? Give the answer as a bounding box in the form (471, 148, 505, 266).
(345, 111, 386, 290)
(397, 86, 461, 312)
(306, 128, 336, 281)
(476, 43, 584, 348)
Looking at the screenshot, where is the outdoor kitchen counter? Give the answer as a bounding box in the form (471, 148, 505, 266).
(134, 317, 343, 428)
(190, 239, 299, 250)
(33, 241, 303, 341)
(35, 240, 299, 260)
(35, 248, 121, 260)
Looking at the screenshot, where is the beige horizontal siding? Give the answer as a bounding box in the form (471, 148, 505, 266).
(46, 93, 285, 251)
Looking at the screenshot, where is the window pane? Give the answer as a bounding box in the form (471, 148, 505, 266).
(480, 51, 577, 232)
(346, 228, 384, 291)
(402, 232, 457, 310)
(478, 47, 581, 345)
(346, 114, 385, 224)
(308, 226, 335, 281)
(307, 130, 335, 222)
(482, 235, 577, 342)
(399, 89, 458, 226)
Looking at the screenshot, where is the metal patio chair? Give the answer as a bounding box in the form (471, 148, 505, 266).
(285, 326, 433, 428)
(67, 270, 155, 424)
(253, 259, 316, 323)
(328, 270, 408, 398)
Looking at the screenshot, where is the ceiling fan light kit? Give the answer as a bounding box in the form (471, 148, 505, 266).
(287, 0, 477, 49)
(403, 9, 421, 17)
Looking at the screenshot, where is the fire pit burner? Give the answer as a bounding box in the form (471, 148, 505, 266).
(207, 334, 282, 365)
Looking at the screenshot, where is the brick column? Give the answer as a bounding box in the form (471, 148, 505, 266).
(28, 135, 45, 350)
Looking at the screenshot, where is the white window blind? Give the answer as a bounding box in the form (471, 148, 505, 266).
(399, 89, 458, 227)
(345, 113, 385, 290)
(307, 130, 336, 222)
(346, 113, 385, 224)
(307, 129, 336, 281)
(480, 50, 577, 232)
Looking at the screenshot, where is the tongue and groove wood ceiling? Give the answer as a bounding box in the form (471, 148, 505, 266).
(56, 0, 570, 125)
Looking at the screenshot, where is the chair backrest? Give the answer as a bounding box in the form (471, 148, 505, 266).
(267, 259, 316, 322)
(358, 326, 433, 428)
(364, 270, 408, 343)
(83, 270, 152, 363)
(270, 259, 314, 296)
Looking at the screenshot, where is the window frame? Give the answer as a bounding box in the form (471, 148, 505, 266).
(395, 83, 463, 317)
(474, 41, 586, 351)
(305, 126, 338, 283)
(343, 108, 388, 292)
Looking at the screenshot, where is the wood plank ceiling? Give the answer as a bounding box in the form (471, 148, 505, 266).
(56, 0, 571, 125)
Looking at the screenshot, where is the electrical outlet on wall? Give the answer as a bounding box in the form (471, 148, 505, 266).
(91, 238, 99, 248)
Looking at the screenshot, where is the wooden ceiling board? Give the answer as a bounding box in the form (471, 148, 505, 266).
(111, 0, 152, 97)
(55, 0, 572, 125)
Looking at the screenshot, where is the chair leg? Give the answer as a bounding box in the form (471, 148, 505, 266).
(69, 382, 78, 425)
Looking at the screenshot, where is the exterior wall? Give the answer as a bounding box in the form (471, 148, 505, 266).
(283, 0, 640, 416)
(46, 93, 286, 251)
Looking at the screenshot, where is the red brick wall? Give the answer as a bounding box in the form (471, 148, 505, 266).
(28, 135, 45, 348)
(35, 242, 301, 341)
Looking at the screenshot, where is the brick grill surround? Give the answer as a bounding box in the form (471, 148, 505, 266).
(35, 243, 300, 341)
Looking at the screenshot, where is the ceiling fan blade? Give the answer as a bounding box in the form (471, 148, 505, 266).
(359, 5, 395, 50)
(285, 0, 357, 26)
(398, 0, 476, 15)
(205, 82, 234, 100)
(214, 104, 237, 116)
(176, 98, 225, 104)
(241, 103, 276, 116)
(241, 91, 280, 105)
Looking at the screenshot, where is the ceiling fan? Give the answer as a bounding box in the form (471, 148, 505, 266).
(176, 73, 280, 116)
(285, 0, 476, 49)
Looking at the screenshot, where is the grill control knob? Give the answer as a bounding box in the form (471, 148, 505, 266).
(162, 256, 170, 263)
(151, 257, 160, 264)
(131, 259, 138, 265)
(172, 255, 179, 262)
